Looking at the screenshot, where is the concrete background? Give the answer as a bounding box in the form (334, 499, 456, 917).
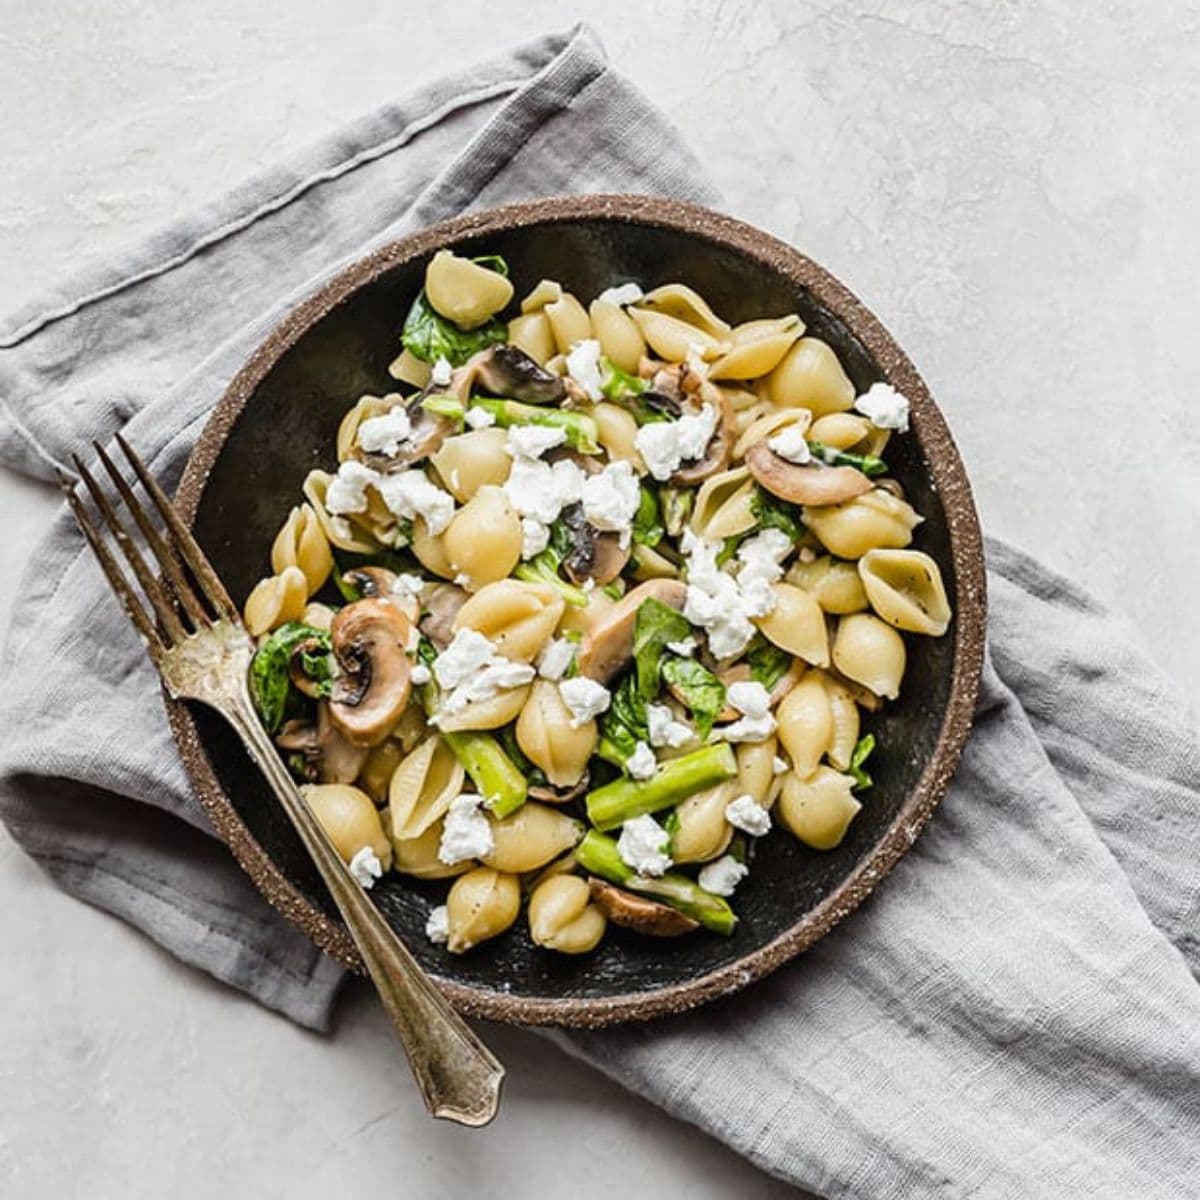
(1, 2, 1196, 1196)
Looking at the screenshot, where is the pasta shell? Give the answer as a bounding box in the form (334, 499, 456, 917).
(670, 781, 737, 864)
(454, 580, 565, 663)
(302, 470, 383, 555)
(300, 784, 393, 869)
(336, 394, 393, 462)
(803, 489, 922, 560)
(754, 583, 831, 667)
(528, 875, 606, 954)
(690, 466, 758, 540)
(388, 735, 465, 840)
(590, 402, 644, 470)
(391, 819, 472, 879)
(410, 516, 455, 580)
(302, 601, 336, 632)
(425, 250, 513, 330)
(520, 279, 564, 314)
(270, 504, 333, 595)
(857, 549, 952, 637)
(631, 544, 679, 581)
(590, 298, 647, 373)
(388, 348, 432, 389)
(628, 307, 727, 363)
(358, 737, 406, 803)
(556, 589, 617, 637)
(244, 567, 308, 636)
(436, 683, 532, 733)
(786, 555, 869, 614)
(516, 679, 597, 787)
(431, 428, 512, 503)
(775, 672, 834, 776)
(507, 311, 556, 365)
(766, 337, 855, 417)
(832, 613, 907, 700)
(821, 676, 861, 771)
(637, 283, 731, 337)
(807, 412, 874, 452)
(544, 291, 592, 354)
(732, 406, 811, 460)
(777, 767, 861, 851)
(736, 736, 780, 807)
(708, 315, 804, 381)
(483, 802, 585, 874)
(445, 867, 520, 952)
(442, 485, 522, 590)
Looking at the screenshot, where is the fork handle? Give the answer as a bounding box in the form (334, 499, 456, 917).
(224, 692, 504, 1126)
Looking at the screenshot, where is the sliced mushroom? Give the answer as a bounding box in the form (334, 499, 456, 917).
(587, 879, 699, 937)
(355, 391, 454, 473)
(457, 344, 566, 405)
(670, 386, 735, 487)
(559, 503, 630, 587)
(577, 578, 688, 683)
(327, 599, 413, 746)
(708, 658, 806, 721)
(341, 565, 420, 623)
(745, 440, 872, 507)
(528, 772, 590, 805)
(287, 636, 332, 700)
(419, 583, 468, 651)
(275, 705, 369, 784)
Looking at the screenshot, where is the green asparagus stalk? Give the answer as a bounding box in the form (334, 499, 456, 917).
(808, 440, 887, 478)
(419, 393, 466, 420)
(471, 398, 601, 453)
(575, 830, 737, 935)
(586, 744, 737, 831)
(441, 730, 528, 818)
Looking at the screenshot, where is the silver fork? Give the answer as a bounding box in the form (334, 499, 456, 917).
(61, 434, 504, 1127)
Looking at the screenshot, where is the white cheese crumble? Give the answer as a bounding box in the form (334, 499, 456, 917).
(521, 516, 551, 560)
(537, 637, 576, 682)
(725, 794, 771, 837)
(375, 470, 456, 536)
(324, 460, 380, 515)
(432, 629, 535, 722)
(347, 846, 384, 889)
(507, 423, 567, 460)
(666, 637, 697, 657)
(357, 408, 413, 456)
(617, 814, 672, 877)
(773, 755, 789, 775)
(438, 793, 493, 864)
(410, 663, 431, 686)
(698, 854, 749, 897)
(503, 456, 585, 556)
(425, 904, 449, 944)
(581, 460, 640, 547)
(735, 528, 792, 616)
(597, 282, 644, 307)
(681, 529, 767, 660)
(626, 741, 658, 780)
(717, 680, 777, 743)
(647, 703, 693, 749)
(854, 382, 910, 432)
(430, 356, 453, 387)
(767, 424, 812, 464)
(392, 572, 427, 604)
(634, 403, 719, 481)
(405, 623, 421, 654)
(464, 405, 496, 429)
(558, 676, 612, 726)
(565, 338, 604, 401)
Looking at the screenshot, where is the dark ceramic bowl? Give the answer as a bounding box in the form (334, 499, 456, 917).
(169, 195, 986, 1028)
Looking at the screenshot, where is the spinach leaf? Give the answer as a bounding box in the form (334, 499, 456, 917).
(660, 655, 725, 739)
(498, 723, 547, 789)
(746, 634, 792, 691)
(750, 486, 804, 541)
(809, 440, 887, 478)
(470, 254, 510, 278)
(401, 254, 511, 365)
(849, 733, 876, 791)
(632, 598, 692, 702)
(597, 672, 649, 766)
(632, 485, 664, 548)
(249, 622, 332, 733)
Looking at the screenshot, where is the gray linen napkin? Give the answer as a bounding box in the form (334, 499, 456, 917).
(1, 25, 1197, 1198)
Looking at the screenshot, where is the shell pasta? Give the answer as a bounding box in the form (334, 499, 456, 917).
(243, 248, 952, 954)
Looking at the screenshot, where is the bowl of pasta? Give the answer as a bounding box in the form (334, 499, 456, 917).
(169, 195, 985, 1027)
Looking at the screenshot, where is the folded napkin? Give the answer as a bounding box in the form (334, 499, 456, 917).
(2, 25, 1197, 1198)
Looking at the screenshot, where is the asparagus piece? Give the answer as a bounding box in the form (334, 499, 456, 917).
(470, 398, 601, 453)
(419, 393, 465, 421)
(586, 744, 737, 831)
(575, 830, 737, 935)
(807, 440, 887, 478)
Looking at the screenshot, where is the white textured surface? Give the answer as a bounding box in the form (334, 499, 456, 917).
(1, 3, 1197, 1196)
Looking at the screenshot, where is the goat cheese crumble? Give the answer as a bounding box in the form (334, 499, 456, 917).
(682, 529, 772, 659)
(565, 338, 604, 401)
(626, 740, 658, 780)
(521, 517, 551, 559)
(537, 637, 576, 682)
(357, 407, 413, 456)
(725, 794, 772, 837)
(666, 636, 697, 657)
(647, 703, 693, 749)
(597, 282, 644, 307)
(581, 460, 641, 546)
(854, 382, 910, 432)
(698, 854, 749, 897)
(464, 405, 496, 429)
(425, 904, 449, 944)
(324, 460, 380, 515)
(503, 457, 585, 558)
(438, 793, 493, 864)
(558, 676, 612, 726)
(717, 680, 777, 743)
(375, 470, 456, 536)
(392, 572, 427, 604)
(432, 629, 535, 722)
(617, 814, 672, 877)
(410, 663, 431, 686)
(507, 423, 567, 459)
(348, 846, 384, 889)
(634, 403, 720, 481)
(430, 356, 454, 387)
(767, 423, 812, 464)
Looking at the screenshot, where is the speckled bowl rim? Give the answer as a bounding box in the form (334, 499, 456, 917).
(167, 194, 987, 1029)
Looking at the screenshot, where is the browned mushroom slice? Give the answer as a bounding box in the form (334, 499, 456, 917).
(745, 440, 873, 506)
(419, 583, 468, 651)
(342, 565, 397, 598)
(276, 706, 369, 784)
(669, 387, 735, 487)
(458, 344, 566, 405)
(528, 772, 590, 805)
(577, 578, 688, 683)
(559, 503, 630, 587)
(327, 599, 413, 746)
(587, 879, 700, 937)
(709, 658, 805, 720)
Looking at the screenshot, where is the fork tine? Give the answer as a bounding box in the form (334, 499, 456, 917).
(92, 441, 211, 630)
(72, 455, 188, 644)
(114, 433, 239, 622)
(59, 473, 165, 656)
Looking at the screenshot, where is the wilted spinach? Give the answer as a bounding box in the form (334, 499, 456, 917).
(632, 598, 692, 702)
(249, 622, 333, 733)
(660, 655, 725, 739)
(400, 255, 511, 365)
(750, 486, 804, 541)
(746, 634, 792, 691)
(632, 485, 664, 548)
